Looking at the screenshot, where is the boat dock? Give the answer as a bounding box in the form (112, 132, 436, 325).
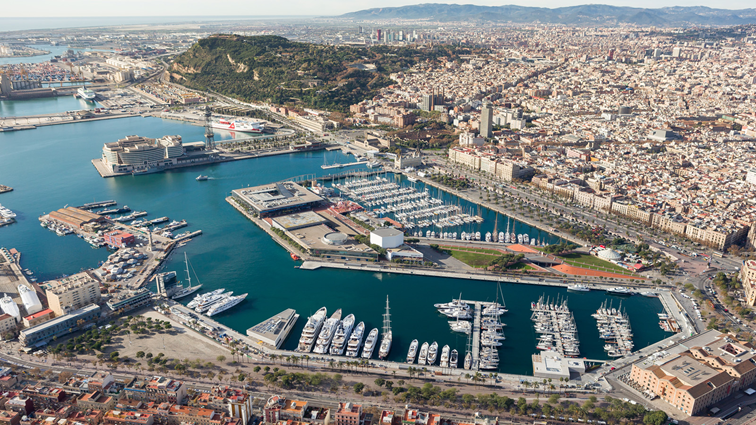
(174, 230, 202, 241)
(0, 185, 14, 194)
(77, 200, 116, 210)
(321, 161, 364, 170)
(471, 302, 481, 369)
(530, 296, 580, 357)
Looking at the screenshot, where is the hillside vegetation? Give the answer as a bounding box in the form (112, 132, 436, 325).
(170, 35, 474, 112)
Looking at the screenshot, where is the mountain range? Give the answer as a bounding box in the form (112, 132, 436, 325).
(337, 4, 756, 26)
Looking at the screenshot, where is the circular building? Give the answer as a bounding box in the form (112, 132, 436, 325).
(597, 249, 621, 261)
(322, 232, 348, 246)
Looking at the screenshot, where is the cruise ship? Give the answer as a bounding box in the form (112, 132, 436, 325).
(345, 322, 365, 357)
(329, 313, 355, 356)
(313, 309, 342, 354)
(77, 87, 96, 100)
(211, 118, 264, 133)
(186, 289, 224, 309)
(207, 293, 247, 316)
(361, 328, 379, 359)
(297, 307, 327, 352)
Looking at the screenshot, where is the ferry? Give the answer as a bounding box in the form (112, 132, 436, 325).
(211, 118, 264, 133)
(77, 87, 96, 100)
(567, 284, 591, 292)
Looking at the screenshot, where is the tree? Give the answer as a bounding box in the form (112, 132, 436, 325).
(374, 378, 385, 387)
(217, 355, 226, 362)
(643, 411, 668, 425)
(353, 382, 365, 394)
(136, 351, 145, 358)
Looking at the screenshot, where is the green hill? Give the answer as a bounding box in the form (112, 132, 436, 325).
(170, 35, 473, 112)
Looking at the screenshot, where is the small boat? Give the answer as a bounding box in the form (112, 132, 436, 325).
(440, 345, 450, 368)
(290, 252, 300, 261)
(196, 175, 209, 181)
(418, 342, 429, 365)
(450, 349, 459, 368)
(427, 341, 439, 365)
(406, 339, 419, 364)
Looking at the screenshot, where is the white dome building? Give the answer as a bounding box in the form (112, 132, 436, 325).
(597, 249, 621, 262)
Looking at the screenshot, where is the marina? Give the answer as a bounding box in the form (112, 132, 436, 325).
(0, 104, 670, 374)
(531, 295, 581, 357)
(592, 301, 634, 357)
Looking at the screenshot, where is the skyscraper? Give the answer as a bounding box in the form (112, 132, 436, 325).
(480, 102, 493, 138)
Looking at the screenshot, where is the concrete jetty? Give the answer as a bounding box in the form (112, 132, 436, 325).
(471, 302, 482, 370)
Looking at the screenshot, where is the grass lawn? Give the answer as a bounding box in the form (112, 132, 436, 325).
(448, 249, 497, 268)
(507, 262, 535, 271)
(558, 252, 635, 276)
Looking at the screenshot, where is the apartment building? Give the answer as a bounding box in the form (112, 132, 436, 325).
(334, 402, 361, 425)
(45, 272, 101, 316)
(742, 260, 756, 306)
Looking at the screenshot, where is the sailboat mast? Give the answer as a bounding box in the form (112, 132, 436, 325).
(184, 252, 192, 288)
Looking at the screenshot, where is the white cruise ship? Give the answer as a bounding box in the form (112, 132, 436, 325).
(361, 328, 379, 359)
(211, 118, 264, 133)
(297, 307, 327, 352)
(207, 293, 247, 316)
(77, 87, 96, 100)
(345, 322, 365, 357)
(329, 313, 355, 356)
(313, 309, 342, 354)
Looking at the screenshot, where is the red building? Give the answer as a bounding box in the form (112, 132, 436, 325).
(103, 231, 134, 248)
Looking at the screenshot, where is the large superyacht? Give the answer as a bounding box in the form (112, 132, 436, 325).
(296, 307, 327, 352)
(313, 309, 343, 354)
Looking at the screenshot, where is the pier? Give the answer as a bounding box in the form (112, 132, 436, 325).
(321, 161, 365, 170)
(471, 302, 481, 369)
(77, 200, 116, 210)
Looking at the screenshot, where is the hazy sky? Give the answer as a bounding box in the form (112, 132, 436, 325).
(5, 0, 755, 18)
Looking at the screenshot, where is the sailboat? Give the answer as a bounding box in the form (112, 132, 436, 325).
(378, 295, 392, 360)
(504, 217, 511, 243)
(171, 253, 203, 300)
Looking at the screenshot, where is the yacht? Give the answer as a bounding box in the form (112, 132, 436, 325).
(606, 287, 633, 296)
(427, 341, 439, 365)
(641, 292, 658, 298)
(329, 313, 356, 356)
(440, 345, 450, 368)
(449, 349, 459, 368)
(313, 309, 343, 354)
(196, 175, 209, 181)
(195, 291, 233, 313)
(418, 342, 429, 365)
(463, 352, 472, 370)
(378, 296, 392, 360)
(567, 284, 591, 292)
(406, 339, 419, 364)
(207, 293, 247, 316)
(434, 295, 470, 310)
(482, 303, 508, 316)
(439, 307, 472, 320)
(361, 328, 379, 359)
(345, 322, 365, 357)
(186, 289, 224, 309)
(297, 307, 328, 352)
(172, 253, 203, 300)
(449, 319, 472, 334)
